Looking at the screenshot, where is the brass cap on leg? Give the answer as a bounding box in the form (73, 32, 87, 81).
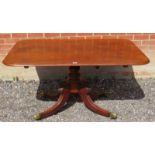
(33, 114, 41, 120)
(110, 112, 117, 119)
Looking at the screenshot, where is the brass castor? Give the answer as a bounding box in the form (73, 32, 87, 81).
(110, 112, 117, 119)
(33, 114, 41, 120)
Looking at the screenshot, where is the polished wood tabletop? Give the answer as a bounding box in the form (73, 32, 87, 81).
(3, 38, 149, 66)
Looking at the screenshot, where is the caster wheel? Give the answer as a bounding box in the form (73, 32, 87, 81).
(110, 112, 117, 119)
(33, 114, 41, 120)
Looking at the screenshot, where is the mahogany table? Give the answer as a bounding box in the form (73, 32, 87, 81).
(3, 38, 149, 120)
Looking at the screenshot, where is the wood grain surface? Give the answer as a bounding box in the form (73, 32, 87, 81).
(3, 38, 149, 66)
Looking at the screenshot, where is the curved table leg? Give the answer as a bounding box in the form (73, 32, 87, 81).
(33, 89, 70, 120)
(79, 88, 117, 119)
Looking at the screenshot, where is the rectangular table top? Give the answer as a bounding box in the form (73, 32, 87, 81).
(3, 38, 149, 67)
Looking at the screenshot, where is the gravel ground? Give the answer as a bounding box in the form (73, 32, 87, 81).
(0, 78, 155, 122)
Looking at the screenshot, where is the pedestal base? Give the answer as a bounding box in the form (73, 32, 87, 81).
(33, 66, 117, 120)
